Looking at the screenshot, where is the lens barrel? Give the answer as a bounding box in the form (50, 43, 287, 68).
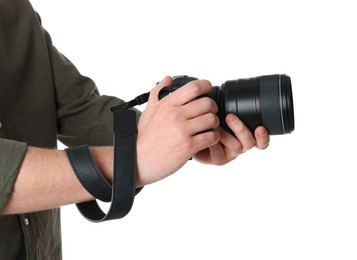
(212, 74, 294, 135)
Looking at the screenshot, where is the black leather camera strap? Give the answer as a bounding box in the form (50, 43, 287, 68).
(66, 145, 112, 203)
(65, 108, 142, 222)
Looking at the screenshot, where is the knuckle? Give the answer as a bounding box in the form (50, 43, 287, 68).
(209, 113, 220, 128)
(200, 79, 213, 88)
(170, 109, 182, 122)
(188, 80, 212, 96)
(202, 97, 218, 112)
(208, 130, 220, 143)
(188, 83, 202, 97)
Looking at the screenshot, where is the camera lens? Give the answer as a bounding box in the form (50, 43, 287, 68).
(211, 74, 294, 135)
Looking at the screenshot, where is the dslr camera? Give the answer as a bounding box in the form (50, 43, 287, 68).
(158, 74, 294, 135)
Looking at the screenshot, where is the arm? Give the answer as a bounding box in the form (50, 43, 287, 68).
(1, 146, 113, 215)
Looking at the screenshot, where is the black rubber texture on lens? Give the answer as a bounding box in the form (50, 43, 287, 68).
(259, 75, 284, 134)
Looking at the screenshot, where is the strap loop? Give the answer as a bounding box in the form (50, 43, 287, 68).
(65, 108, 141, 222)
(66, 145, 112, 202)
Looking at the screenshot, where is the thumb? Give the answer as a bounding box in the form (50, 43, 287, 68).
(147, 76, 173, 105)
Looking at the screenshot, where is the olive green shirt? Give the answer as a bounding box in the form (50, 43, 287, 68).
(0, 0, 130, 259)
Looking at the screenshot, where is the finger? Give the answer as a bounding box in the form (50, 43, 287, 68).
(196, 127, 245, 164)
(189, 130, 220, 155)
(194, 142, 227, 165)
(147, 76, 173, 106)
(167, 80, 213, 106)
(225, 114, 256, 152)
(254, 126, 270, 150)
(186, 113, 220, 135)
(207, 142, 231, 164)
(181, 97, 218, 119)
(216, 127, 243, 159)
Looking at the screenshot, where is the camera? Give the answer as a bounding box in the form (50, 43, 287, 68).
(158, 74, 294, 135)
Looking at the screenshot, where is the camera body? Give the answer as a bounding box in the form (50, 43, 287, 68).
(159, 74, 294, 135)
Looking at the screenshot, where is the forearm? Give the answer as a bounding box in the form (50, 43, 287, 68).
(1, 146, 113, 215)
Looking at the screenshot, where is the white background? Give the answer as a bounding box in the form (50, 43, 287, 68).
(30, 0, 357, 259)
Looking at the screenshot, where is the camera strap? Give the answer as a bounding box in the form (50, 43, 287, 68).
(65, 94, 149, 222)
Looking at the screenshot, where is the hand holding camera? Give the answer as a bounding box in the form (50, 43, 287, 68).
(136, 76, 221, 186)
(135, 74, 294, 186)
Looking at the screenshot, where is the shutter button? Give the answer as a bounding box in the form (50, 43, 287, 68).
(24, 218, 30, 226)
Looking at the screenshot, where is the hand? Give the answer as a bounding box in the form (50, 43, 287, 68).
(194, 114, 270, 165)
(136, 76, 221, 186)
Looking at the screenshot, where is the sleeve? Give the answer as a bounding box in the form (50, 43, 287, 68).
(40, 22, 141, 147)
(0, 139, 27, 213)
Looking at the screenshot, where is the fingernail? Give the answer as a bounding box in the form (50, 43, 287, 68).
(227, 114, 237, 124)
(258, 127, 267, 136)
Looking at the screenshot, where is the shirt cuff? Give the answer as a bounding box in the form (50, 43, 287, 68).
(0, 139, 27, 213)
